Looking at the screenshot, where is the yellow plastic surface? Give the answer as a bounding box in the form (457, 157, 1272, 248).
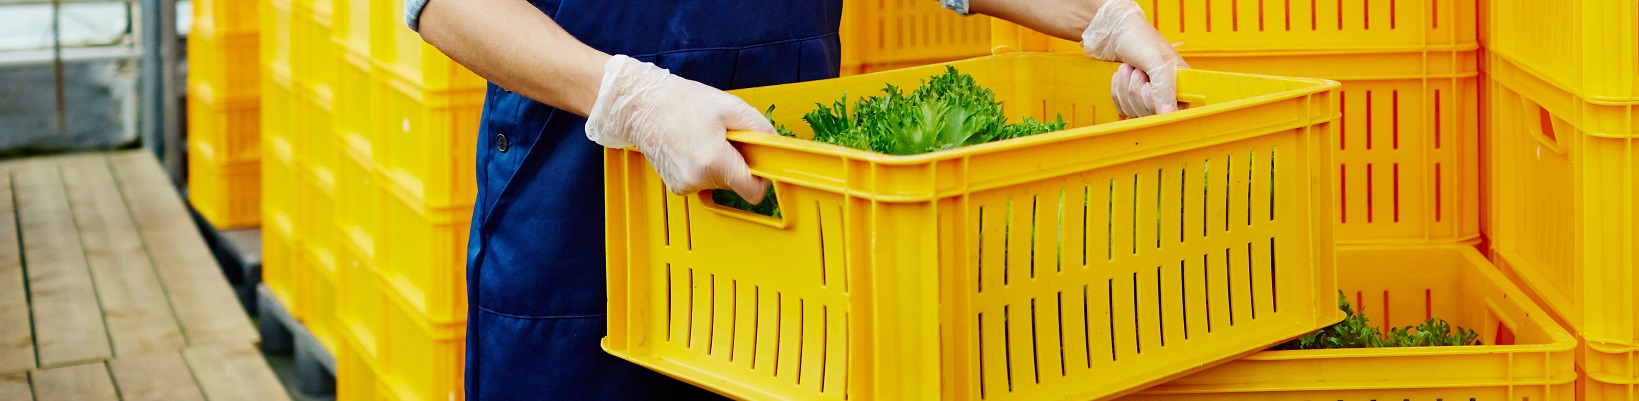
(991, 45, 1480, 244)
(379, 273, 466, 401)
(1126, 244, 1576, 400)
(839, 0, 992, 75)
(188, 32, 261, 104)
(260, 0, 292, 91)
(1487, 54, 1639, 347)
(336, 328, 383, 401)
(338, 241, 388, 363)
(292, 4, 336, 102)
(192, 0, 259, 39)
(1585, 338, 1639, 401)
(187, 144, 262, 229)
(1489, 0, 1638, 102)
(989, 0, 1475, 55)
(189, 83, 262, 165)
(380, 186, 470, 324)
(369, 0, 485, 91)
(307, 239, 345, 355)
(263, 160, 312, 321)
(335, 51, 378, 163)
(336, 140, 384, 267)
(331, 0, 370, 57)
(376, 75, 484, 210)
(1194, 50, 1481, 244)
(604, 54, 1341, 401)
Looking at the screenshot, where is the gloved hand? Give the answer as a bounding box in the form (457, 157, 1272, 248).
(585, 55, 775, 204)
(1081, 0, 1190, 118)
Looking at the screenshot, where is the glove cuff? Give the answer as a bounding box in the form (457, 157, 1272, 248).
(586, 54, 667, 149)
(1080, 0, 1145, 62)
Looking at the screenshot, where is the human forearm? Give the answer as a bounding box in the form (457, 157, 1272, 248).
(416, 0, 609, 116)
(969, 0, 1108, 42)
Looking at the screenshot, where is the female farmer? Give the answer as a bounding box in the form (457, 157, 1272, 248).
(407, 0, 1186, 398)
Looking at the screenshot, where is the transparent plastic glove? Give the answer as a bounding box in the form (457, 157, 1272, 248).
(1081, 0, 1190, 118)
(585, 55, 776, 203)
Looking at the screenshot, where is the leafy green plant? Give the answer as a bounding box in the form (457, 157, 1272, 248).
(1275, 291, 1481, 350)
(712, 67, 1066, 215)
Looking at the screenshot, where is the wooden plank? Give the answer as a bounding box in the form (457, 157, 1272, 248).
(61, 154, 187, 357)
(0, 374, 30, 401)
(0, 172, 35, 375)
(108, 350, 206, 401)
(15, 162, 113, 368)
(106, 151, 258, 346)
(183, 344, 292, 401)
(30, 362, 118, 401)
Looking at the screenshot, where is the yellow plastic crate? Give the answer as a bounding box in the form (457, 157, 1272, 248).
(368, 0, 485, 91)
(1126, 244, 1576, 400)
(1586, 339, 1639, 400)
(338, 239, 388, 363)
(188, 32, 261, 104)
(1487, 53, 1638, 347)
(376, 75, 484, 209)
(335, 51, 377, 163)
(296, 86, 336, 183)
(189, 82, 261, 164)
(187, 145, 261, 229)
(990, 0, 1475, 55)
(380, 188, 470, 324)
(331, 0, 369, 57)
(264, 180, 313, 321)
(292, 4, 336, 101)
(839, 0, 992, 75)
(379, 275, 465, 401)
(1489, 0, 1637, 103)
(336, 139, 384, 267)
(260, 0, 293, 87)
(1176, 50, 1481, 244)
(307, 241, 345, 355)
(337, 330, 383, 401)
(192, 0, 259, 38)
(605, 54, 1341, 401)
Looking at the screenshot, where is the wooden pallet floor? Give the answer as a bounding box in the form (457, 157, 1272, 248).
(0, 151, 288, 400)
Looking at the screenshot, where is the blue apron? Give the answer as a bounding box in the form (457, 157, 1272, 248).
(465, 1, 842, 399)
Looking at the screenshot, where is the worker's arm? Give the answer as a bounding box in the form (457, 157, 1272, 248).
(410, 0, 775, 202)
(969, 0, 1188, 117)
(415, 0, 607, 116)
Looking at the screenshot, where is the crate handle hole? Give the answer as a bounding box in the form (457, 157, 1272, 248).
(701, 181, 791, 229)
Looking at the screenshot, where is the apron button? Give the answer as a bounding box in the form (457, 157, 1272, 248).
(496, 133, 510, 152)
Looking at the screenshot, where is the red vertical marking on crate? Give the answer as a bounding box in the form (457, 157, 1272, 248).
(1365, 164, 1375, 223)
(1435, 163, 1443, 222)
(1434, 90, 1443, 149)
(1339, 165, 1348, 223)
(1284, 0, 1292, 30)
(1232, 0, 1241, 31)
(1424, 288, 1433, 321)
(1310, 0, 1318, 30)
(1258, 0, 1266, 30)
(1365, 91, 1374, 150)
(1153, 0, 1162, 27)
(1206, 0, 1214, 32)
(1381, 291, 1391, 328)
(1338, 0, 1345, 30)
(1392, 90, 1401, 149)
(1393, 164, 1401, 222)
(1180, 0, 1188, 32)
(1389, 0, 1397, 29)
(1431, 0, 1438, 28)
(1339, 92, 1347, 150)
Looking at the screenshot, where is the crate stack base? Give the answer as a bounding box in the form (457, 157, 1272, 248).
(606, 54, 1341, 401)
(1126, 244, 1576, 400)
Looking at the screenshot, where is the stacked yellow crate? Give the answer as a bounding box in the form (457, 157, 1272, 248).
(839, 0, 993, 75)
(1485, 0, 1638, 398)
(261, 0, 310, 323)
(188, 0, 262, 229)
